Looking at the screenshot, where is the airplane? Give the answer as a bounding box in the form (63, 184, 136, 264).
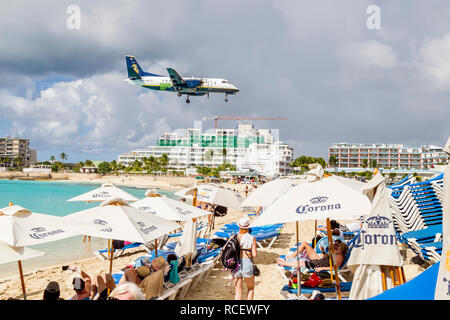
(124, 55, 239, 103)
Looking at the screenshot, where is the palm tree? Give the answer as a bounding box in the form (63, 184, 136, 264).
(50, 155, 56, 164)
(361, 159, 368, 169)
(329, 155, 337, 170)
(14, 156, 21, 168)
(222, 148, 227, 164)
(59, 152, 68, 163)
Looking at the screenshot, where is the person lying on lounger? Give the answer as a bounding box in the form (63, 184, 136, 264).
(276, 240, 348, 272)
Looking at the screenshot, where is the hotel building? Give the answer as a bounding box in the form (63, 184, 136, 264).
(328, 143, 449, 170)
(118, 122, 294, 177)
(0, 137, 34, 167)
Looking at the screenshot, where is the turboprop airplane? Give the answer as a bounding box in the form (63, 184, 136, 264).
(124, 55, 239, 103)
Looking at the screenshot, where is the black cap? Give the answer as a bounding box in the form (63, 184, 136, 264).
(45, 281, 60, 293)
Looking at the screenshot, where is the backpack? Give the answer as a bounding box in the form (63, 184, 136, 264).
(220, 234, 241, 270)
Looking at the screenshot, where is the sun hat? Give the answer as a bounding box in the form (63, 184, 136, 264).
(136, 266, 151, 278)
(238, 215, 251, 229)
(151, 256, 167, 270)
(45, 281, 60, 293)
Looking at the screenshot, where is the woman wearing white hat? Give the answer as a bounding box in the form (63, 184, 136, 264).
(232, 215, 258, 300)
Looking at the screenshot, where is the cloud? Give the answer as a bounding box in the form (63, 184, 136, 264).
(0, 1, 449, 162)
(418, 32, 450, 89)
(337, 40, 398, 69)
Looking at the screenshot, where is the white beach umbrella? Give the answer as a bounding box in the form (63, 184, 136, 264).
(347, 172, 404, 300)
(250, 175, 371, 227)
(0, 205, 89, 247)
(179, 184, 242, 210)
(67, 183, 138, 203)
(131, 196, 212, 221)
(435, 136, 450, 300)
(250, 164, 371, 299)
(0, 241, 46, 300)
(66, 198, 181, 244)
(240, 176, 306, 209)
(65, 197, 181, 273)
(174, 185, 198, 200)
(175, 219, 198, 267)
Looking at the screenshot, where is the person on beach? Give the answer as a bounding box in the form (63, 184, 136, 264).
(67, 266, 92, 300)
(276, 240, 348, 272)
(43, 281, 62, 300)
(108, 282, 145, 300)
(90, 273, 116, 300)
(316, 220, 344, 238)
(231, 216, 258, 300)
(119, 266, 151, 286)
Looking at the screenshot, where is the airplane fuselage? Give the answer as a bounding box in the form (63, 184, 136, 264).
(125, 76, 239, 96)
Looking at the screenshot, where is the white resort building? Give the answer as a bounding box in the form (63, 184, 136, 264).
(328, 143, 449, 170)
(118, 122, 294, 177)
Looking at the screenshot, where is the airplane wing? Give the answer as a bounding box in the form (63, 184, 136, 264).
(167, 68, 187, 87)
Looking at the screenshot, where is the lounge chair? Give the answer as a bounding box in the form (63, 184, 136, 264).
(94, 242, 149, 261)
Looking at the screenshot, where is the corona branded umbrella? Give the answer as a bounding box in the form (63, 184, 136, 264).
(347, 172, 404, 300)
(66, 198, 181, 273)
(0, 241, 46, 300)
(251, 166, 371, 227)
(435, 136, 450, 300)
(251, 164, 371, 299)
(67, 183, 138, 203)
(0, 204, 90, 247)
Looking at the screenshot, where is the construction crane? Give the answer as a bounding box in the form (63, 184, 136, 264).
(202, 116, 288, 129)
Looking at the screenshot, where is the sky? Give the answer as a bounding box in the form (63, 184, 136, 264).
(0, 1, 449, 163)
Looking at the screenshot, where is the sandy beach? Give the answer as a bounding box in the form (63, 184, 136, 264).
(0, 175, 425, 300)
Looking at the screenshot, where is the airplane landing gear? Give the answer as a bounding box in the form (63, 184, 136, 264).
(186, 97, 190, 103)
(225, 93, 228, 102)
(177, 92, 182, 97)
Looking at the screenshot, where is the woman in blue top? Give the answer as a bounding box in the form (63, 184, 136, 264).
(231, 216, 258, 300)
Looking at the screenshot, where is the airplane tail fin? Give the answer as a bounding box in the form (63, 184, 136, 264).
(126, 55, 163, 78)
(126, 55, 143, 79)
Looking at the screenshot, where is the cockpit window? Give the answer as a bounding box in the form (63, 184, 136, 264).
(222, 80, 229, 83)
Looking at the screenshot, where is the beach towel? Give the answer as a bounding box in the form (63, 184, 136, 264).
(138, 270, 164, 300)
(169, 260, 180, 284)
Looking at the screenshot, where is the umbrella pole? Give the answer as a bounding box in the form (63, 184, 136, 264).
(313, 220, 317, 247)
(326, 218, 341, 300)
(109, 241, 114, 275)
(17, 260, 27, 300)
(296, 221, 301, 298)
(155, 239, 158, 257)
(381, 266, 388, 291)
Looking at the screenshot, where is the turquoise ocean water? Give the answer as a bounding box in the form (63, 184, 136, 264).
(0, 179, 177, 279)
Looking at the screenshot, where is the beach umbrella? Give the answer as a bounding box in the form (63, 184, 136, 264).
(347, 172, 404, 300)
(435, 136, 450, 300)
(65, 198, 181, 273)
(250, 164, 371, 299)
(174, 218, 198, 267)
(175, 184, 242, 210)
(0, 204, 90, 247)
(0, 241, 46, 300)
(250, 167, 371, 227)
(67, 183, 138, 203)
(131, 195, 212, 222)
(240, 176, 306, 209)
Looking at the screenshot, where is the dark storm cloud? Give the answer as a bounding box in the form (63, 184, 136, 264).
(0, 1, 449, 162)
